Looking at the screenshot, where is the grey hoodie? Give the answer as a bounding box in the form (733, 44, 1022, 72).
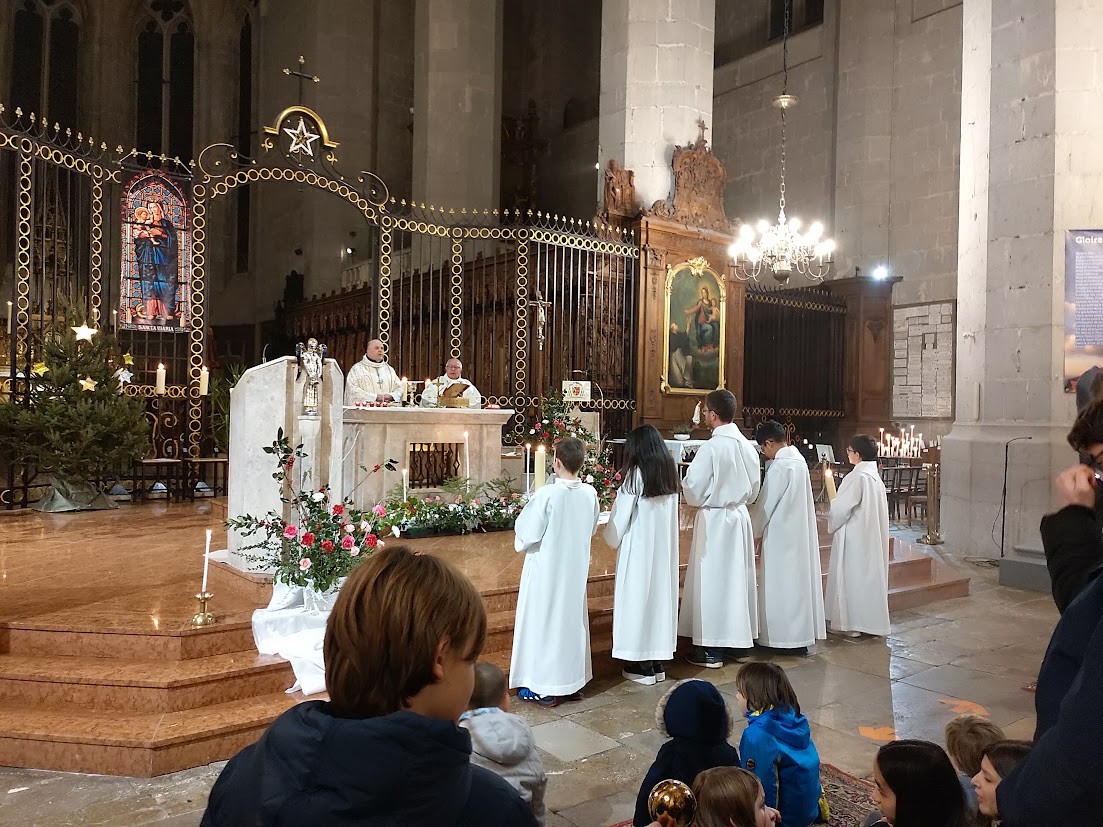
(460, 708, 547, 826)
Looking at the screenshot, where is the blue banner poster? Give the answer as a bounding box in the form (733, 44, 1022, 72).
(1064, 230, 1103, 394)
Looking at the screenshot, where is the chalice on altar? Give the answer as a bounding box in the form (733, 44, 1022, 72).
(648, 779, 696, 827)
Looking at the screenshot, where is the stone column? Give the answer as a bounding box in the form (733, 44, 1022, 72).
(831, 0, 895, 280)
(411, 0, 503, 210)
(598, 0, 716, 209)
(943, 0, 1103, 563)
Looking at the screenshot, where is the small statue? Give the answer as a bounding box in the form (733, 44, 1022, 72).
(296, 338, 328, 417)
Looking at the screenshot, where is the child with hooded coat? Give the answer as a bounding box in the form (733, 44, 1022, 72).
(734, 662, 825, 827)
(632, 679, 741, 827)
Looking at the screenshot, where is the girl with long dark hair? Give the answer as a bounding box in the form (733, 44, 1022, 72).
(872, 740, 974, 827)
(604, 424, 681, 685)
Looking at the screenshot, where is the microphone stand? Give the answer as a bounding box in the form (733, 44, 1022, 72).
(1000, 436, 1033, 558)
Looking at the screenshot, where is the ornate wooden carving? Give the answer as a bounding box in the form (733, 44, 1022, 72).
(601, 159, 638, 218)
(645, 122, 733, 234)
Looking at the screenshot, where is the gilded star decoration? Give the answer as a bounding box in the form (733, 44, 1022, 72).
(32, 361, 48, 376)
(283, 116, 320, 158)
(79, 375, 98, 392)
(122, 352, 135, 366)
(71, 324, 97, 342)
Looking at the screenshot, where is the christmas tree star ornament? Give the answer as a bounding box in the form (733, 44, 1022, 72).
(116, 368, 134, 385)
(79, 375, 98, 392)
(71, 324, 97, 342)
(122, 351, 135, 365)
(32, 361, 48, 376)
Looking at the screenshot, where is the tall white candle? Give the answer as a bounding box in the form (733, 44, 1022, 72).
(5, 301, 11, 334)
(824, 465, 838, 500)
(401, 376, 408, 405)
(199, 365, 209, 396)
(112, 309, 118, 329)
(524, 443, 531, 491)
(402, 467, 408, 501)
(155, 363, 166, 395)
(534, 445, 546, 489)
(201, 528, 212, 593)
(464, 431, 470, 491)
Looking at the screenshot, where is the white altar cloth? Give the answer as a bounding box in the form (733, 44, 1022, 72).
(252, 582, 339, 696)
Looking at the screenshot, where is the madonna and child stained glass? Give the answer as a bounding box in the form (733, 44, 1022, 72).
(119, 171, 192, 333)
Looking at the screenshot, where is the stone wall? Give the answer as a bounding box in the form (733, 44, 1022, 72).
(892, 301, 955, 422)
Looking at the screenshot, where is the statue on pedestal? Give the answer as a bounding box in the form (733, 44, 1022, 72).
(296, 338, 327, 417)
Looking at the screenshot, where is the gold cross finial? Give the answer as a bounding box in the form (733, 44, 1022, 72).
(281, 55, 321, 104)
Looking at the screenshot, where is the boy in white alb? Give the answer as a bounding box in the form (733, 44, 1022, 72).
(510, 437, 599, 707)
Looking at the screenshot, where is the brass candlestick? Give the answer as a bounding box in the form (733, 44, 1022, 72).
(192, 591, 216, 627)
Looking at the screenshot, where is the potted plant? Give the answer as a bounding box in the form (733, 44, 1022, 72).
(673, 422, 693, 441)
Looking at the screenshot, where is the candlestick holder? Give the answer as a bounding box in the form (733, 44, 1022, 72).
(192, 591, 216, 627)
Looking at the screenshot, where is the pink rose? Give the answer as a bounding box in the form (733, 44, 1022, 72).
(425, 497, 432, 503)
(332, 504, 344, 516)
(299, 558, 312, 571)
(373, 503, 387, 517)
(614, 472, 622, 481)
(366, 533, 379, 548)
(349, 546, 360, 557)
(472, 499, 480, 506)
(341, 534, 355, 550)
(301, 532, 316, 547)
(283, 525, 298, 539)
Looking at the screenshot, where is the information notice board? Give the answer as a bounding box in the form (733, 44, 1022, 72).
(1064, 230, 1103, 393)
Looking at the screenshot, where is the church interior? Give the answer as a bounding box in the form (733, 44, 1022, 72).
(0, 0, 1096, 824)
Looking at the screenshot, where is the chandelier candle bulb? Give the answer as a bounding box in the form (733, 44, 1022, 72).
(201, 529, 211, 593)
(199, 366, 209, 396)
(155, 364, 166, 395)
(535, 445, 546, 489)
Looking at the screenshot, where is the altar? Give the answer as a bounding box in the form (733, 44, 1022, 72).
(342, 406, 515, 509)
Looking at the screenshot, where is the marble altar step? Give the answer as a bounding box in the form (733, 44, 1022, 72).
(0, 651, 294, 714)
(2, 615, 257, 661)
(0, 689, 320, 777)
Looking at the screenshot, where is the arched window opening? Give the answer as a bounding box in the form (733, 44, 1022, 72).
(134, 0, 194, 159)
(9, 0, 81, 128)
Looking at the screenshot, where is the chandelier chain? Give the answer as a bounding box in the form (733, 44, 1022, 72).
(782, 0, 790, 95)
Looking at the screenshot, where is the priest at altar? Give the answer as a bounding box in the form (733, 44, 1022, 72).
(421, 357, 483, 408)
(344, 339, 403, 406)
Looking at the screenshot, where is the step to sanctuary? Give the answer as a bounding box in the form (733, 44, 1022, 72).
(0, 500, 967, 777)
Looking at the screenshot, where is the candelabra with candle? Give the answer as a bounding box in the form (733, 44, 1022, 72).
(192, 529, 216, 626)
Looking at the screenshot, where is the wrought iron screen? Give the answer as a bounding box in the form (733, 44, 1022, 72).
(407, 441, 461, 489)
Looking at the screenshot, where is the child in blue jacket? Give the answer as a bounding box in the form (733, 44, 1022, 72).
(734, 662, 826, 826)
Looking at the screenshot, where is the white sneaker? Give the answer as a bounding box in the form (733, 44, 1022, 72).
(622, 666, 657, 686)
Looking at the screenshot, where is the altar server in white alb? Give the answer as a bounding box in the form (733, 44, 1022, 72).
(825, 434, 890, 637)
(420, 357, 483, 408)
(678, 389, 762, 668)
(603, 424, 680, 686)
(749, 420, 826, 654)
(344, 339, 403, 405)
(510, 437, 599, 707)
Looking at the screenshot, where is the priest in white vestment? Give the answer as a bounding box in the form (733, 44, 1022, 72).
(509, 438, 599, 703)
(343, 339, 403, 406)
(603, 424, 680, 686)
(678, 389, 761, 668)
(825, 434, 891, 637)
(749, 420, 826, 653)
(420, 357, 483, 408)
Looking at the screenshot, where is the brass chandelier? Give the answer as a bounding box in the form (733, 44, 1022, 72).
(729, 4, 834, 284)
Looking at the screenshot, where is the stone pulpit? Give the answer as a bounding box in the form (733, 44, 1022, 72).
(227, 357, 344, 570)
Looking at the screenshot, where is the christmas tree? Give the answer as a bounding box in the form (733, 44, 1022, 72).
(0, 307, 149, 511)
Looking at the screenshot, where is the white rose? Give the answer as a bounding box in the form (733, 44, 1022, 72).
(377, 540, 386, 548)
(312, 492, 325, 502)
(391, 525, 401, 538)
(542, 419, 549, 424)
(360, 520, 370, 532)
(529, 429, 535, 434)
(585, 474, 594, 484)
(344, 524, 355, 534)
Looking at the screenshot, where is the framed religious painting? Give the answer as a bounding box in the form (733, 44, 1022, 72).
(118, 170, 192, 333)
(661, 256, 726, 395)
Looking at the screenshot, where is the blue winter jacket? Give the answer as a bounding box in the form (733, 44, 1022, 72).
(740, 706, 822, 827)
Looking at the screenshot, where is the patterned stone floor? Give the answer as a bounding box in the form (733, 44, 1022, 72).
(1, 527, 1055, 827)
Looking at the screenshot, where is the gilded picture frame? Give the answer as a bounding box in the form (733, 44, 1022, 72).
(661, 256, 726, 396)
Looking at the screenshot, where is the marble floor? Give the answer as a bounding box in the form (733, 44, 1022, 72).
(0, 521, 1055, 826)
